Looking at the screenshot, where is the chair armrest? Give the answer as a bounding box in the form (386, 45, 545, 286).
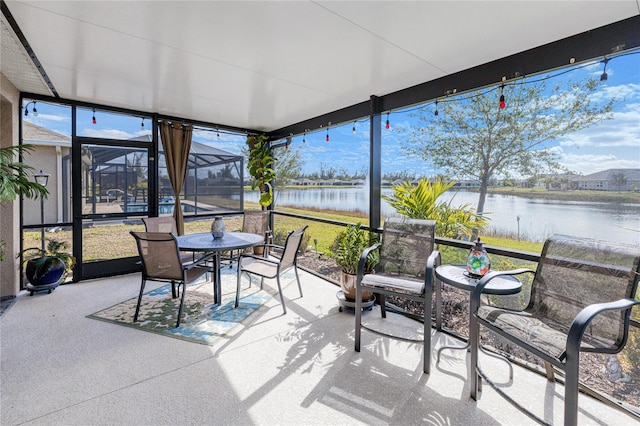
(357, 243, 381, 281)
(185, 252, 215, 270)
(565, 298, 640, 360)
(238, 253, 280, 265)
(424, 250, 441, 286)
(263, 243, 284, 251)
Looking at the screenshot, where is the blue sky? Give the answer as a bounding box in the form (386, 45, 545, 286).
(25, 51, 639, 178)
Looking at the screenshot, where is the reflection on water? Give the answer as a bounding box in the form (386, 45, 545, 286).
(246, 187, 640, 245)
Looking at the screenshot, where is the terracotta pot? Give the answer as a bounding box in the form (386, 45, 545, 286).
(340, 271, 372, 302)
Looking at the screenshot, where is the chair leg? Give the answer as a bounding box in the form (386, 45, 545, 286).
(423, 289, 432, 374)
(355, 278, 362, 352)
(294, 266, 303, 298)
(176, 279, 187, 328)
(134, 277, 146, 322)
(564, 356, 580, 426)
(235, 262, 242, 308)
(380, 294, 387, 318)
(275, 275, 287, 314)
(171, 280, 178, 298)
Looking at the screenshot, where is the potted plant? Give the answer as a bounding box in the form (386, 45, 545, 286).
(330, 223, 379, 301)
(0, 145, 49, 261)
(18, 239, 75, 293)
(246, 134, 276, 209)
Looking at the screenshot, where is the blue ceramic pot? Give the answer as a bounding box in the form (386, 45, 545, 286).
(25, 257, 66, 286)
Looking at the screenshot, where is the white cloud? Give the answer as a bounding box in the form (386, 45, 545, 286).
(558, 151, 640, 174)
(25, 113, 68, 123)
(80, 128, 134, 139)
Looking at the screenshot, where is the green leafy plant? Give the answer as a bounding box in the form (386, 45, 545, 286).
(382, 177, 488, 239)
(17, 239, 75, 282)
(0, 145, 49, 260)
(246, 134, 276, 207)
(330, 223, 379, 275)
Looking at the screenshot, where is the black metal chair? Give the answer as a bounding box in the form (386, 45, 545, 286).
(469, 234, 640, 426)
(130, 231, 213, 327)
(355, 217, 440, 374)
(235, 225, 308, 314)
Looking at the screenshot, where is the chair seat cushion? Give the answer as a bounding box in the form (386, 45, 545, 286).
(240, 257, 278, 278)
(477, 306, 618, 361)
(361, 273, 424, 295)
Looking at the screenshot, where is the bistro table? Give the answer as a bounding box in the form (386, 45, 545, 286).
(176, 232, 264, 305)
(434, 264, 522, 364)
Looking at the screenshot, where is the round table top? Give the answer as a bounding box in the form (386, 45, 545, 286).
(435, 264, 522, 295)
(176, 232, 264, 252)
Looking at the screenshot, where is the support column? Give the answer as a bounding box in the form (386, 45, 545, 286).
(369, 95, 382, 231)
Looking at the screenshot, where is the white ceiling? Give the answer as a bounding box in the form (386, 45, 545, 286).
(3, 1, 639, 132)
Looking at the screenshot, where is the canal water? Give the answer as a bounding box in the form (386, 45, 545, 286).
(245, 187, 640, 245)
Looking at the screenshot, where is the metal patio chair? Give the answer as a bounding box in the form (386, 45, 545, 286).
(142, 216, 179, 234)
(224, 210, 271, 267)
(355, 217, 440, 374)
(130, 231, 213, 327)
(469, 234, 640, 426)
(235, 225, 308, 314)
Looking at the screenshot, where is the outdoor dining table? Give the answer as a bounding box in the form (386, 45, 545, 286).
(176, 232, 265, 305)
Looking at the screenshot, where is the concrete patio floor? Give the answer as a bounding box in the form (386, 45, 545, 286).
(1, 269, 635, 425)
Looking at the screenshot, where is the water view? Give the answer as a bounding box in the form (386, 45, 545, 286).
(245, 187, 640, 246)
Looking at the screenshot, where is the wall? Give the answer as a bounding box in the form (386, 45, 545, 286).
(0, 73, 20, 298)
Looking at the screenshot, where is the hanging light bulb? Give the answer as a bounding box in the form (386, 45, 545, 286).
(434, 100, 439, 116)
(217, 128, 220, 138)
(325, 127, 330, 142)
(600, 58, 609, 81)
(303, 131, 306, 143)
(140, 118, 145, 130)
(385, 112, 390, 129)
(352, 121, 356, 135)
(24, 101, 38, 117)
(92, 108, 97, 125)
(499, 85, 506, 109)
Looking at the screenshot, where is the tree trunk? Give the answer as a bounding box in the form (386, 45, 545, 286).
(473, 173, 490, 240)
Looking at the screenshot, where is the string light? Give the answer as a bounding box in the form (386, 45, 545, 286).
(303, 130, 306, 143)
(217, 128, 220, 138)
(24, 101, 38, 117)
(600, 58, 609, 81)
(285, 51, 638, 143)
(92, 108, 97, 125)
(140, 118, 145, 130)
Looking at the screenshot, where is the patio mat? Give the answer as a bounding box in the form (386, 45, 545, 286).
(88, 267, 277, 346)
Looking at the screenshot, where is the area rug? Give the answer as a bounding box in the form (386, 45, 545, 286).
(88, 267, 280, 346)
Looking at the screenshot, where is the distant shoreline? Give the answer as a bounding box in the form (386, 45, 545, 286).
(273, 185, 640, 204)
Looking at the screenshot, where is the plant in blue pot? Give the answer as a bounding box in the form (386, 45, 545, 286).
(466, 237, 491, 278)
(18, 239, 75, 291)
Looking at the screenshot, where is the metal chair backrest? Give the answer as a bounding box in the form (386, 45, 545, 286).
(242, 211, 269, 236)
(142, 216, 178, 235)
(279, 226, 308, 271)
(130, 231, 183, 281)
(377, 217, 436, 279)
(529, 234, 640, 349)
